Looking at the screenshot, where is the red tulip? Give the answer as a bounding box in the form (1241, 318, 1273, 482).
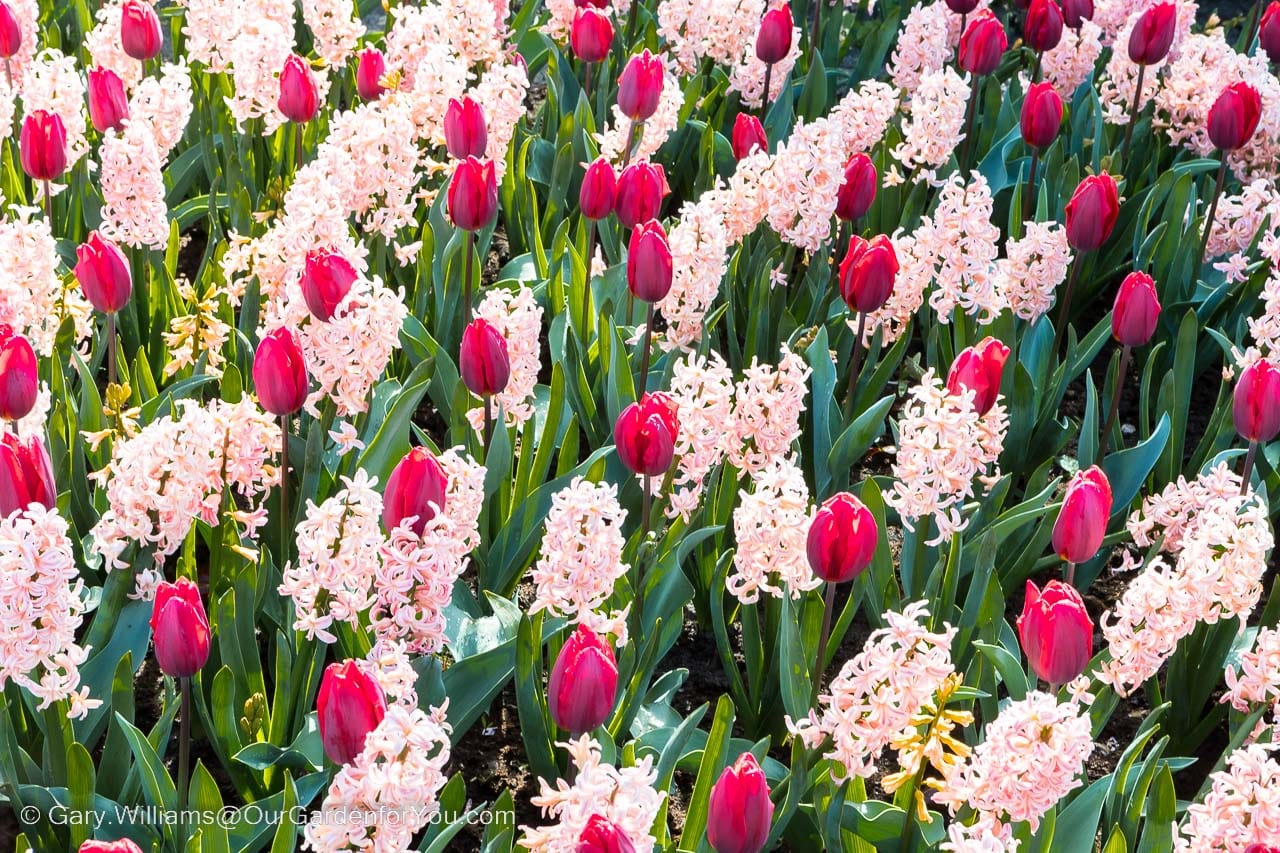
(0, 324, 37, 422)
(548, 624, 619, 734)
(806, 492, 878, 584)
(75, 231, 133, 314)
(1127, 1, 1176, 65)
(79, 841, 144, 853)
(1244, 845, 1280, 853)
(277, 54, 319, 124)
(1063, 173, 1119, 252)
(1018, 580, 1093, 685)
(615, 160, 669, 229)
(0, 432, 56, 517)
(382, 446, 449, 535)
(1207, 82, 1262, 152)
(301, 247, 357, 322)
(459, 317, 511, 397)
(959, 10, 1007, 76)
(447, 156, 498, 231)
(252, 327, 308, 416)
(617, 49, 664, 122)
(150, 578, 211, 678)
(444, 96, 488, 160)
(355, 48, 388, 101)
(835, 153, 877, 222)
(317, 660, 387, 765)
(120, 0, 161, 61)
(627, 220, 673, 303)
(577, 815, 637, 853)
(0, 2, 21, 59)
(1261, 2, 1280, 65)
(615, 391, 678, 476)
(946, 336, 1010, 415)
(1052, 466, 1112, 564)
(87, 66, 129, 134)
(732, 113, 768, 160)
(576, 0, 609, 7)
(755, 4, 794, 65)
(1234, 358, 1280, 443)
(20, 110, 67, 182)
(580, 157, 617, 221)
(838, 234, 898, 314)
(571, 7, 614, 64)
(708, 753, 774, 853)
(1111, 271, 1160, 348)
(1061, 0, 1093, 27)
(945, 0, 980, 12)
(1021, 81, 1064, 150)
(1025, 0, 1064, 52)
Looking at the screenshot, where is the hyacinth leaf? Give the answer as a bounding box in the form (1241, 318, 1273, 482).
(676, 695, 734, 853)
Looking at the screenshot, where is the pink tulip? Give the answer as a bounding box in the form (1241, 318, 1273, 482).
(1052, 466, 1112, 565)
(317, 660, 387, 765)
(0, 324, 37, 422)
(150, 578, 211, 678)
(548, 625, 618, 734)
(1018, 579, 1093, 685)
(708, 753, 774, 853)
(382, 446, 449, 536)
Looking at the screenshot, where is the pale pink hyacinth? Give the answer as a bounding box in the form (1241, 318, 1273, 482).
(521, 735, 666, 853)
(22, 48, 89, 170)
(218, 3, 313, 133)
(469, 60, 531, 181)
(304, 703, 452, 853)
(384, 0, 506, 78)
(362, 638, 421, 708)
(727, 347, 811, 475)
(1240, 268, 1280, 367)
(0, 506, 100, 721)
(999, 221, 1073, 324)
(1126, 461, 1247, 553)
(886, 370, 1008, 545)
(760, 115, 849, 253)
(1224, 626, 1280, 718)
(941, 816, 1020, 853)
(1176, 742, 1280, 851)
(302, 0, 365, 66)
(89, 399, 280, 572)
(729, 456, 818, 603)
(665, 351, 735, 521)
(790, 601, 956, 780)
(467, 286, 543, 432)
(712, 151, 771, 244)
(888, 1, 956, 92)
(329, 421, 364, 456)
(935, 692, 1093, 832)
(99, 120, 171, 250)
(828, 79, 901, 160)
(0, 207, 92, 356)
(85, 0, 144, 89)
(1205, 179, 1279, 261)
(892, 66, 971, 185)
(658, 0, 762, 74)
(658, 195, 731, 350)
(729, 18, 802, 110)
(924, 173, 1006, 323)
(1041, 20, 1105, 98)
(598, 64, 686, 163)
(177, 0, 293, 76)
(129, 61, 197, 157)
(529, 477, 631, 644)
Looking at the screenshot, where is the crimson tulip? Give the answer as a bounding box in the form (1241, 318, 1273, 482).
(317, 660, 387, 765)
(1127, 1, 1176, 65)
(301, 247, 357, 322)
(0, 324, 37, 422)
(278, 54, 319, 123)
(732, 113, 768, 160)
(1061, 0, 1093, 28)
(945, 0, 980, 12)
(1111, 272, 1160, 348)
(252, 327, 308, 417)
(708, 753, 774, 853)
(1064, 173, 1119, 252)
(382, 446, 449, 535)
(576, 0, 609, 7)
(1234, 359, 1280, 443)
(0, 432, 56, 517)
(617, 50, 664, 122)
(447, 156, 498, 231)
(838, 234, 898, 314)
(1018, 580, 1093, 685)
(444, 96, 488, 160)
(75, 231, 133, 314)
(1025, 0, 1064, 52)
(958, 10, 1006, 76)
(571, 7, 614, 64)
(806, 492, 878, 584)
(615, 392, 679, 476)
(615, 160, 668, 229)
(548, 624, 619, 734)
(578, 815, 637, 853)
(459, 317, 511, 397)
(1262, 2, 1280, 65)
(1052, 466, 1112, 565)
(20, 110, 67, 182)
(1021, 81, 1063, 150)
(355, 48, 388, 101)
(1207, 82, 1262, 152)
(627, 220, 673, 303)
(150, 578, 211, 678)
(120, 0, 162, 61)
(0, 2, 20, 59)
(835, 153, 877, 222)
(87, 66, 129, 134)
(946, 337, 1010, 415)
(1244, 845, 1280, 853)
(79, 841, 145, 853)
(580, 156, 618, 220)
(755, 4, 794, 65)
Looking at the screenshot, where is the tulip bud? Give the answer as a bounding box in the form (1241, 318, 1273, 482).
(459, 317, 511, 397)
(1262, 2, 1280, 65)
(301, 247, 357, 322)
(945, 0, 980, 12)
(806, 492, 878, 584)
(958, 10, 1007, 76)
(87, 66, 130, 134)
(1207, 82, 1263, 152)
(838, 234, 898, 314)
(615, 391, 678, 476)
(946, 336, 1010, 415)
(1025, 0, 1064, 52)
(0, 325, 37, 422)
(0, 2, 21, 59)
(1127, 1, 1176, 65)
(79, 841, 145, 853)
(1234, 358, 1280, 443)
(444, 96, 488, 160)
(731, 113, 768, 160)
(1052, 466, 1112, 564)
(317, 660, 387, 765)
(0, 432, 56, 517)
(150, 578, 211, 678)
(580, 156, 618, 220)
(755, 4, 794, 65)
(548, 624, 619, 734)
(75, 231, 133, 315)
(708, 753, 774, 853)
(382, 446, 449, 535)
(356, 48, 388, 101)
(447, 156, 499, 231)
(1061, 0, 1093, 27)
(835, 153, 877, 222)
(578, 815, 637, 853)
(1111, 271, 1160, 348)
(1063, 173, 1119, 252)
(615, 161, 669, 229)
(19, 110, 67, 182)
(617, 49, 664, 122)
(278, 54, 319, 124)
(1020, 81, 1064, 150)
(571, 7, 614, 64)
(252, 327, 308, 417)
(627, 220, 673, 303)
(1017, 580, 1093, 685)
(120, 0, 162, 61)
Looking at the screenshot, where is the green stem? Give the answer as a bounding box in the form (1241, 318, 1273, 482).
(1121, 63, 1147, 166)
(464, 230, 475, 325)
(106, 311, 117, 388)
(1197, 157, 1228, 280)
(811, 581, 837, 706)
(178, 677, 191, 813)
(1241, 440, 1258, 495)
(1051, 256, 1082, 356)
(1097, 345, 1131, 462)
(637, 302, 654, 394)
(843, 312, 867, 417)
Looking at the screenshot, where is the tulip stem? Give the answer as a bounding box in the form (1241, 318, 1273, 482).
(811, 581, 837, 706)
(1240, 440, 1258, 496)
(1030, 51, 1043, 86)
(637, 302, 654, 394)
(1064, 561, 1076, 587)
(3, 59, 10, 90)
(106, 311, 117, 388)
(483, 394, 493, 451)
(1024, 148, 1040, 225)
(280, 414, 289, 562)
(812, 0, 823, 51)
(1051, 257, 1082, 356)
(583, 61, 593, 106)
(621, 120, 643, 169)
(624, 0, 641, 53)
(1246, 0, 1265, 54)
(635, 472, 652, 626)
(1197, 157, 1228, 281)
(762, 63, 774, 116)
(843, 311, 867, 417)
(1121, 63, 1146, 166)
(294, 122, 303, 171)
(464, 230, 475, 325)
(41, 180, 51, 233)
(1097, 345, 1131, 462)
(959, 75, 981, 177)
(178, 676, 191, 814)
